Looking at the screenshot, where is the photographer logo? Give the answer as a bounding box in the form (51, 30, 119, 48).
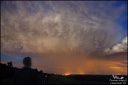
(110, 75, 127, 84)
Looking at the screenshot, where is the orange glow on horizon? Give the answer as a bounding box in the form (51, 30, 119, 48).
(64, 72, 71, 76)
(14, 51, 127, 75)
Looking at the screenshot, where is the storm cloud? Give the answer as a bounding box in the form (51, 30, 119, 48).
(1, 1, 126, 54)
(1, 1, 127, 74)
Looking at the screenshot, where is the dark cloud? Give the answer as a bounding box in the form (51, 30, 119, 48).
(1, 1, 127, 74)
(1, 1, 126, 54)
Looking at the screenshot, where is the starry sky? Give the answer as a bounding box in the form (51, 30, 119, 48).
(1, 1, 127, 75)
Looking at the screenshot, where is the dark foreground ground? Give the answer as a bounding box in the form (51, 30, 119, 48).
(1, 63, 127, 84)
(46, 74, 127, 84)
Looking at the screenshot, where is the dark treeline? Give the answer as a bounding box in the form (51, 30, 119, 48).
(0, 62, 50, 85)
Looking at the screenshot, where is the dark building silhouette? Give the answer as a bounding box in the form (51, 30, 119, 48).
(0, 62, 49, 85)
(0, 57, 49, 85)
(12, 57, 42, 85)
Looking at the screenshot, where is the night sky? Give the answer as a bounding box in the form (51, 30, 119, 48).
(1, 1, 127, 75)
